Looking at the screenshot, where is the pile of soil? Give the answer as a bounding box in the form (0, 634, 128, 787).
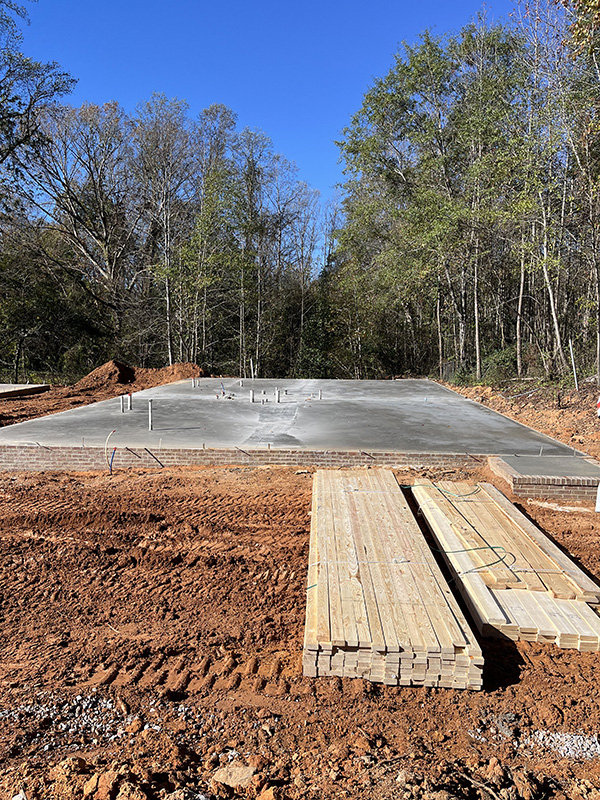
(1, 464, 600, 800)
(74, 361, 203, 394)
(445, 381, 600, 459)
(0, 361, 203, 429)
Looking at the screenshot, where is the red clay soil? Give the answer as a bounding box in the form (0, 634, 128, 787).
(0, 361, 203, 429)
(1, 461, 600, 800)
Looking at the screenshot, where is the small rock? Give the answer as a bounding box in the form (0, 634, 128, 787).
(397, 771, 412, 788)
(85, 769, 119, 800)
(116, 782, 146, 800)
(256, 708, 272, 720)
(49, 757, 87, 780)
(257, 788, 279, 800)
(248, 755, 268, 771)
(352, 732, 371, 752)
(212, 764, 256, 789)
(83, 775, 100, 798)
(116, 697, 130, 715)
(126, 718, 143, 735)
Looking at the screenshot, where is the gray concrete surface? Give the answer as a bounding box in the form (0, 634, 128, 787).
(502, 455, 600, 478)
(0, 383, 50, 399)
(0, 378, 583, 457)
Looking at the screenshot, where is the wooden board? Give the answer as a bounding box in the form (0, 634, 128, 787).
(302, 469, 483, 689)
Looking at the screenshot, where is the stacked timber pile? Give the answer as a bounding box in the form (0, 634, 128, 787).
(303, 469, 483, 689)
(413, 481, 600, 650)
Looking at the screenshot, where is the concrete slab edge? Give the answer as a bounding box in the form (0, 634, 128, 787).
(440, 383, 587, 457)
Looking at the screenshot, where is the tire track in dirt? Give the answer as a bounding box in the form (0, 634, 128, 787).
(81, 649, 302, 702)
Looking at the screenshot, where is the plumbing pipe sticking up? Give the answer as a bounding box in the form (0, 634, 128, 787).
(127, 393, 132, 411)
(276, 389, 280, 404)
(240, 379, 243, 387)
(104, 430, 116, 471)
(148, 399, 153, 431)
(319, 390, 322, 400)
(120, 395, 125, 413)
(250, 389, 254, 403)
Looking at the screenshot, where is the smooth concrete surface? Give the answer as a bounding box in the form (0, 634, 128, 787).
(502, 455, 600, 478)
(0, 378, 583, 457)
(0, 383, 50, 399)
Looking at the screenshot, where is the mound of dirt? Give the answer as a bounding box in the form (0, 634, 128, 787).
(74, 360, 203, 393)
(73, 360, 136, 391)
(126, 361, 203, 391)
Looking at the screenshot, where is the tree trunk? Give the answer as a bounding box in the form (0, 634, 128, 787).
(516, 230, 527, 378)
(165, 276, 174, 366)
(436, 279, 443, 380)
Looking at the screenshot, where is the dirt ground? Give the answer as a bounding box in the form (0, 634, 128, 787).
(2, 370, 600, 800)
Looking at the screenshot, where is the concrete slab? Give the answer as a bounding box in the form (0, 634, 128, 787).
(0, 377, 581, 457)
(0, 383, 50, 399)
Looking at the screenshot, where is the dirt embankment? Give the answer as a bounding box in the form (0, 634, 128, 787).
(445, 382, 600, 459)
(0, 361, 203, 429)
(1, 464, 600, 800)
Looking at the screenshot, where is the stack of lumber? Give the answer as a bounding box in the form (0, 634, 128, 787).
(303, 469, 483, 689)
(412, 481, 600, 650)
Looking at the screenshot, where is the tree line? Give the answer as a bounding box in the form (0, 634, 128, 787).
(1, 0, 599, 384)
(1, 91, 331, 380)
(334, 0, 600, 383)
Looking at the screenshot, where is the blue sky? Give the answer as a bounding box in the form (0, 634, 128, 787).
(22, 0, 517, 201)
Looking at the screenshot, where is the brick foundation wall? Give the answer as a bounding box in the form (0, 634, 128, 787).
(0, 444, 479, 473)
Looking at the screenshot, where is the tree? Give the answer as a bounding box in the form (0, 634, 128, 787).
(15, 102, 144, 337)
(134, 93, 197, 364)
(0, 0, 73, 174)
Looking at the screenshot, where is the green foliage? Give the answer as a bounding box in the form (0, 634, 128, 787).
(481, 347, 518, 384)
